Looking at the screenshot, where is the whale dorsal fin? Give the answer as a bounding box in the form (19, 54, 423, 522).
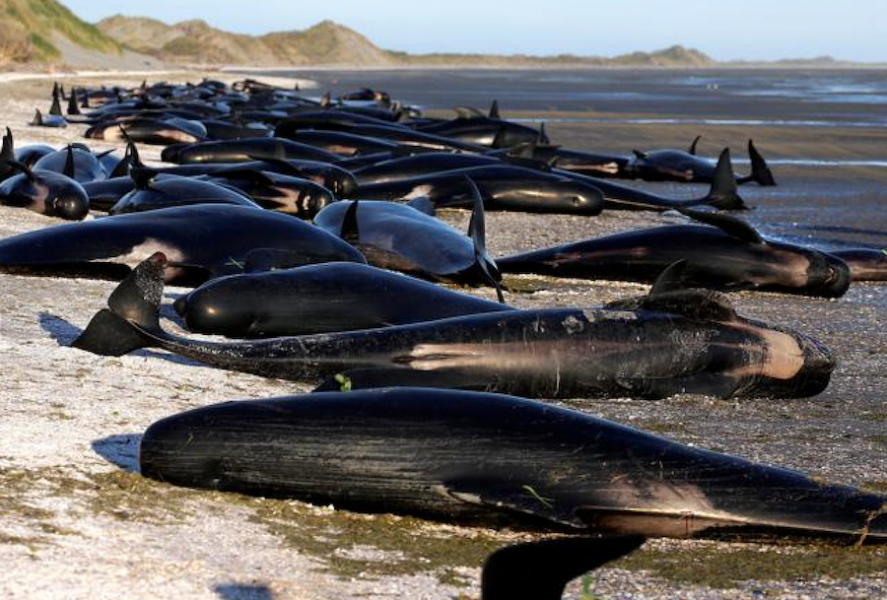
(748, 139, 777, 186)
(701, 148, 747, 210)
(67, 88, 82, 116)
(649, 260, 688, 296)
(537, 122, 548, 145)
(50, 89, 63, 117)
(1, 127, 14, 164)
(678, 207, 764, 245)
(632, 149, 648, 160)
(689, 135, 702, 155)
(129, 166, 158, 190)
(122, 127, 144, 169)
(63, 145, 75, 179)
(109, 147, 131, 179)
(466, 176, 505, 303)
(608, 289, 738, 322)
(489, 99, 500, 119)
(340, 200, 360, 244)
(31, 109, 44, 126)
(491, 126, 508, 149)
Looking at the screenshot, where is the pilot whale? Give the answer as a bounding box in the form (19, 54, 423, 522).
(139, 387, 887, 542)
(72, 253, 835, 400)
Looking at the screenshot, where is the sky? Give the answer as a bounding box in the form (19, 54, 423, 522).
(65, 0, 887, 62)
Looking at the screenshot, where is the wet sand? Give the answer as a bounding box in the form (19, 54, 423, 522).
(2, 70, 887, 600)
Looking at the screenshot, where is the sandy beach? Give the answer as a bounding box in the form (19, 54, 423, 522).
(2, 69, 887, 600)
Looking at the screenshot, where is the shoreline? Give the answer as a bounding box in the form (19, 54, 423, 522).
(223, 63, 887, 72)
(0, 68, 317, 90)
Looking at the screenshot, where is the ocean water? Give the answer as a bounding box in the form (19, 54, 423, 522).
(245, 68, 887, 249)
(262, 67, 887, 122)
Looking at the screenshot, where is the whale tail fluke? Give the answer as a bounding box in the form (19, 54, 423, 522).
(481, 536, 644, 600)
(703, 148, 747, 210)
(71, 253, 167, 356)
(746, 139, 777, 186)
(71, 309, 151, 356)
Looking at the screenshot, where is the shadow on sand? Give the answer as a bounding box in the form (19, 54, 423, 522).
(213, 584, 274, 600)
(91, 433, 142, 472)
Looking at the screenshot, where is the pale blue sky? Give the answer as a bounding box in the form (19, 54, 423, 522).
(66, 0, 886, 62)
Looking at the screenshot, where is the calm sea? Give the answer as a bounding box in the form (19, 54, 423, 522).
(238, 68, 887, 250)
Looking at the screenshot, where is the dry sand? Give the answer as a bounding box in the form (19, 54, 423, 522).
(2, 71, 887, 600)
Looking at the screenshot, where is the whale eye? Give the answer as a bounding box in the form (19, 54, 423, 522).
(572, 196, 583, 207)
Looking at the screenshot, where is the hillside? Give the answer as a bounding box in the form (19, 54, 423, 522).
(0, 0, 121, 65)
(0, 1, 869, 69)
(98, 14, 717, 68)
(98, 16, 395, 67)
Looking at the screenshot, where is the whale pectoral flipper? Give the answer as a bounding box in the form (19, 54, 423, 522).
(481, 535, 645, 600)
(439, 481, 589, 530)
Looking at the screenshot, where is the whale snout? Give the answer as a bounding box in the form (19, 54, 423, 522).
(556, 181, 605, 215)
(52, 192, 90, 221)
(817, 253, 852, 298)
(177, 286, 254, 337)
(778, 331, 835, 398)
(332, 171, 358, 198)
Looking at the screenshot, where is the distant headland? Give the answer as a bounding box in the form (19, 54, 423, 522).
(0, 0, 881, 70)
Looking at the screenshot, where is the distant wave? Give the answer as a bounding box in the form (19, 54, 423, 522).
(513, 117, 887, 128)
